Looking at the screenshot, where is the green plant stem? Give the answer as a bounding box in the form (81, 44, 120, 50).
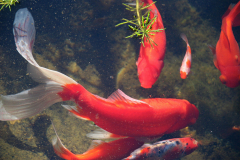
(136, 0, 141, 27)
(116, 0, 165, 48)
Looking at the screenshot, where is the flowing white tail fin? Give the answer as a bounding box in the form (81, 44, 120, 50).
(13, 8, 38, 67)
(0, 8, 78, 121)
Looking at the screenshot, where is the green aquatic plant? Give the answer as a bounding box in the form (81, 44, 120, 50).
(0, 0, 19, 11)
(116, 0, 165, 48)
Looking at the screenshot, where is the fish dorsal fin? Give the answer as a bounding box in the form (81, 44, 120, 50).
(107, 89, 147, 105)
(87, 140, 105, 151)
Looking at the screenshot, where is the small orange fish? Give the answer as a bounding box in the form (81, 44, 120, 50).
(124, 137, 199, 160)
(51, 123, 144, 160)
(220, 125, 240, 139)
(136, 0, 166, 88)
(0, 8, 198, 140)
(208, 2, 240, 88)
(180, 33, 191, 79)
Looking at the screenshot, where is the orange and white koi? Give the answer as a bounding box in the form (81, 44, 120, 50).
(208, 2, 240, 88)
(180, 33, 191, 79)
(0, 8, 199, 140)
(51, 123, 144, 160)
(124, 137, 198, 160)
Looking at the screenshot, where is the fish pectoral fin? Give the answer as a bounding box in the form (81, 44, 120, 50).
(107, 89, 148, 105)
(87, 127, 127, 140)
(62, 104, 92, 121)
(208, 45, 216, 55)
(68, 112, 91, 121)
(208, 45, 219, 69)
(213, 58, 220, 70)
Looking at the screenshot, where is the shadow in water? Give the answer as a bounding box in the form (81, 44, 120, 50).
(0, 115, 63, 160)
(32, 115, 62, 160)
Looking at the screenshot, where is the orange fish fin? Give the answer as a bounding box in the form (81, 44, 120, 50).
(208, 45, 216, 55)
(222, 3, 235, 19)
(62, 104, 92, 121)
(52, 122, 79, 159)
(213, 60, 220, 70)
(231, 3, 240, 27)
(87, 140, 106, 151)
(232, 14, 240, 27)
(221, 3, 240, 26)
(223, 2, 240, 27)
(87, 127, 127, 140)
(68, 112, 91, 121)
(107, 89, 148, 105)
(208, 45, 219, 70)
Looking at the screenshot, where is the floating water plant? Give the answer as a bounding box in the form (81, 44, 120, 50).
(116, 0, 165, 48)
(0, 0, 19, 11)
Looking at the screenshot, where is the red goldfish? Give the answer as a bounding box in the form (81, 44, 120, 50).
(136, 0, 166, 88)
(0, 8, 199, 140)
(124, 137, 198, 160)
(51, 123, 144, 160)
(208, 2, 240, 88)
(180, 33, 192, 79)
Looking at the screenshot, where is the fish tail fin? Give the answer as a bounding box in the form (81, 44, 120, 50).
(0, 8, 81, 121)
(0, 80, 63, 121)
(221, 4, 234, 20)
(222, 2, 240, 27)
(180, 33, 191, 56)
(13, 8, 38, 67)
(0, 59, 79, 121)
(180, 33, 189, 44)
(52, 122, 80, 159)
